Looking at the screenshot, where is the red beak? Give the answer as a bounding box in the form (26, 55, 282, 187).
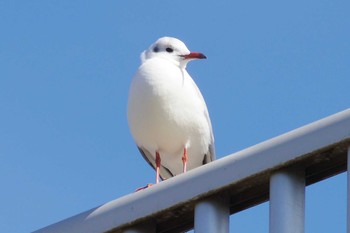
(182, 52, 207, 60)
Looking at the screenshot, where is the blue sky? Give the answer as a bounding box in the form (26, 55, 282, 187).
(1, 1, 349, 232)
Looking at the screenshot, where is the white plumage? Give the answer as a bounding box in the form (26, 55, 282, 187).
(127, 37, 215, 182)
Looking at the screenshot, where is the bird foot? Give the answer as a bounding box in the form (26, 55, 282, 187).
(135, 183, 154, 192)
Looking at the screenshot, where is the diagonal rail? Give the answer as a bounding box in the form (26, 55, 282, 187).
(34, 109, 350, 233)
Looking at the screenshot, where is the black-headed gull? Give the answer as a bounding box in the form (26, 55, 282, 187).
(128, 37, 215, 184)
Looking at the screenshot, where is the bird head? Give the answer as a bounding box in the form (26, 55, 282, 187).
(141, 37, 206, 68)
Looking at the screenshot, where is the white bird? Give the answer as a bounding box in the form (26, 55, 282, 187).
(127, 37, 215, 185)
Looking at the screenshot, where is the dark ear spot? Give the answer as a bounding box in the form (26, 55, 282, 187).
(153, 46, 159, 52)
(166, 47, 174, 53)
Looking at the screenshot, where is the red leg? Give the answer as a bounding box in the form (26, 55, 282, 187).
(156, 151, 161, 184)
(182, 148, 188, 173)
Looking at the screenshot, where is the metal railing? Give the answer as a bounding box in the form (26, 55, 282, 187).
(34, 109, 350, 233)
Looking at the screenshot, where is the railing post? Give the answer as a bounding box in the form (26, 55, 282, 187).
(269, 169, 305, 233)
(194, 195, 229, 233)
(124, 222, 156, 233)
(347, 146, 350, 233)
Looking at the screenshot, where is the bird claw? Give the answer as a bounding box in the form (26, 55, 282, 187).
(135, 183, 154, 192)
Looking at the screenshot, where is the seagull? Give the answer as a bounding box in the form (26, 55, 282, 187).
(127, 37, 215, 185)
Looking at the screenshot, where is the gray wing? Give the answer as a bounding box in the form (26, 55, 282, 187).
(203, 140, 215, 164)
(188, 74, 215, 164)
(202, 108, 215, 164)
(137, 146, 174, 180)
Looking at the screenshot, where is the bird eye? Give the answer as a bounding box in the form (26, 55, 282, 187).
(153, 47, 159, 52)
(166, 47, 174, 53)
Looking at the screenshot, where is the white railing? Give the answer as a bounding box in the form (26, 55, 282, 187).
(34, 109, 350, 233)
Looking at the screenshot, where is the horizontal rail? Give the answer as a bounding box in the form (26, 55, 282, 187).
(34, 109, 350, 233)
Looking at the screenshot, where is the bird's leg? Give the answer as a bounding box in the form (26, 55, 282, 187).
(182, 148, 188, 173)
(135, 151, 161, 191)
(156, 151, 161, 184)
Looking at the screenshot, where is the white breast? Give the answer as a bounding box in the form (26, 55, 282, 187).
(128, 57, 212, 176)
